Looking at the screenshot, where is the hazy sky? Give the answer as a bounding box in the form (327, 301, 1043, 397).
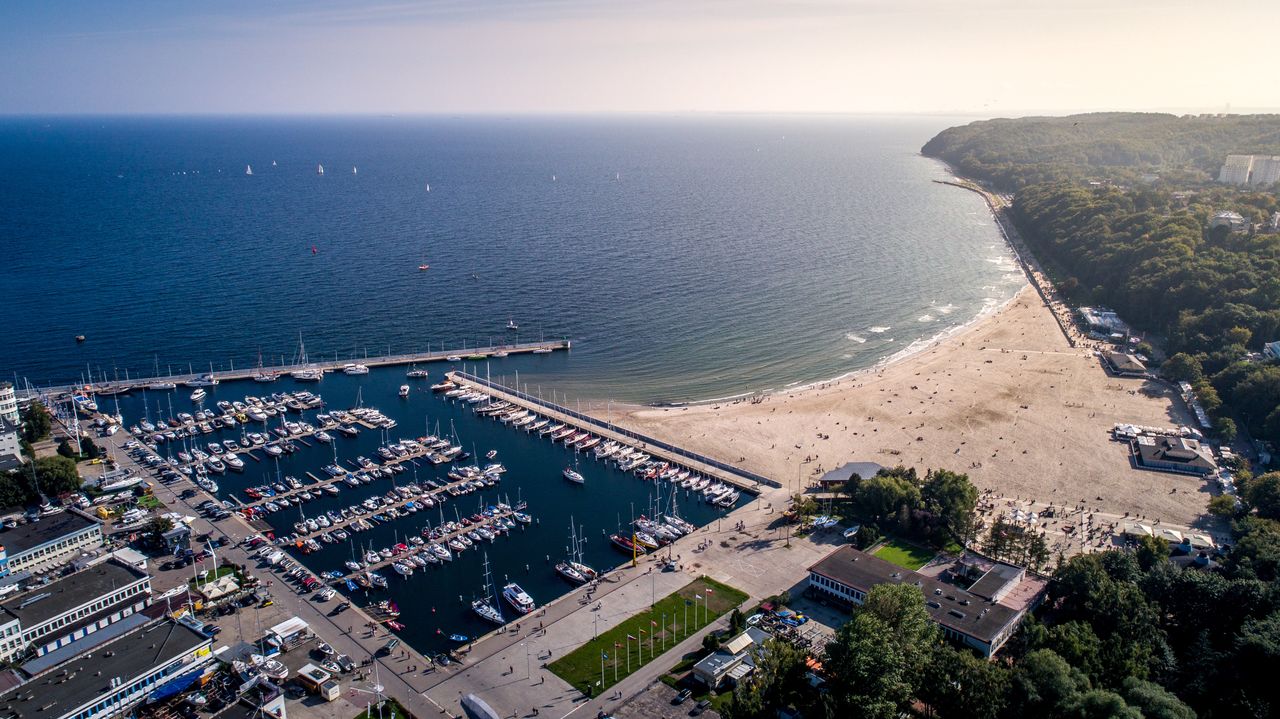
(1, 0, 1275, 115)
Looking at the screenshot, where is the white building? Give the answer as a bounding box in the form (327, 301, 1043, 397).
(0, 620, 214, 719)
(1210, 211, 1248, 233)
(1218, 154, 1280, 188)
(0, 558, 152, 662)
(0, 510, 105, 577)
(0, 381, 17, 426)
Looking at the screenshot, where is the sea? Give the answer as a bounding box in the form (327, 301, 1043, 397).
(0, 115, 1020, 404)
(1, 115, 1018, 655)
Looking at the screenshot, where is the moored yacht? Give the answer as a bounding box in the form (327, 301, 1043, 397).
(502, 582, 536, 615)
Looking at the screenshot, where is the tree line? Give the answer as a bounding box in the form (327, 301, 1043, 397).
(722, 526, 1280, 719)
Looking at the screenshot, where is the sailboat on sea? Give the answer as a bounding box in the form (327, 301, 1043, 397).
(352, 166, 358, 175)
(472, 553, 505, 624)
(317, 164, 325, 176)
(246, 165, 253, 176)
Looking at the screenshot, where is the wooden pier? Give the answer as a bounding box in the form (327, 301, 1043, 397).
(28, 339, 571, 398)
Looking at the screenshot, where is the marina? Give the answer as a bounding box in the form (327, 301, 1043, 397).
(100, 364, 747, 654)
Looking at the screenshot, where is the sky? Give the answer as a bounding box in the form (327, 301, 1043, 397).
(1, 0, 1276, 115)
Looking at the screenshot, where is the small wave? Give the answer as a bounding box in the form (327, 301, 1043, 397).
(869, 326, 891, 333)
(841, 353, 853, 359)
(845, 333, 867, 344)
(918, 314, 934, 322)
(937, 304, 956, 315)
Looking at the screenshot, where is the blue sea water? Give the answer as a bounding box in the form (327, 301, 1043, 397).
(0, 115, 1017, 404)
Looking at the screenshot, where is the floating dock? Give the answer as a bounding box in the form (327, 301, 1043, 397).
(447, 371, 779, 490)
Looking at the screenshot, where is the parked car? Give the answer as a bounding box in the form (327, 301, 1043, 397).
(673, 689, 692, 705)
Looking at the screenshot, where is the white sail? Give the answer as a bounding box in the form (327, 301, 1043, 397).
(245, 164, 253, 176)
(317, 163, 324, 175)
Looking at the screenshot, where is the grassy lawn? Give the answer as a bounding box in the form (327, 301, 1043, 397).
(189, 564, 240, 589)
(548, 576, 747, 695)
(873, 538, 936, 571)
(354, 698, 410, 719)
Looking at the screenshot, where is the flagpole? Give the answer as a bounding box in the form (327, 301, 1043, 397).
(600, 651, 605, 693)
(626, 636, 631, 674)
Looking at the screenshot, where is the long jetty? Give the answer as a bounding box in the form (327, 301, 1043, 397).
(26, 339, 571, 398)
(447, 370, 779, 490)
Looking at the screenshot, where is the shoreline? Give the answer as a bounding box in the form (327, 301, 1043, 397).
(612, 166, 1215, 527)
(629, 164, 1029, 409)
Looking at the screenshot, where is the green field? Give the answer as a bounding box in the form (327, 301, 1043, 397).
(548, 576, 747, 695)
(873, 538, 937, 570)
(353, 698, 410, 719)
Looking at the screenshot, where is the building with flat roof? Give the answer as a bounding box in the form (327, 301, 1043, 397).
(0, 419, 21, 473)
(1131, 435, 1217, 475)
(807, 546, 1030, 657)
(0, 510, 103, 577)
(1218, 155, 1280, 188)
(0, 620, 214, 719)
(1078, 307, 1130, 338)
(0, 558, 152, 662)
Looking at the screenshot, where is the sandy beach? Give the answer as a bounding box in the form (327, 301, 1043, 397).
(617, 285, 1216, 529)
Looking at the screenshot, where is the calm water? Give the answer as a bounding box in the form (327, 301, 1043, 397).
(107, 372, 741, 653)
(0, 115, 1017, 404)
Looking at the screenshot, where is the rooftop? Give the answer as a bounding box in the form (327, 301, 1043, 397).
(1, 559, 148, 626)
(815, 461, 887, 485)
(967, 563, 1023, 601)
(1, 621, 210, 719)
(0, 510, 99, 556)
(809, 546, 1020, 645)
(1104, 352, 1146, 374)
(1133, 436, 1216, 472)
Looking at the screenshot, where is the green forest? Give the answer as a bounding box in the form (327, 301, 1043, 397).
(922, 112, 1280, 190)
(923, 113, 1280, 450)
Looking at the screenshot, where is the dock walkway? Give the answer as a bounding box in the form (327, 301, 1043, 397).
(28, 339, 571, 398)
(447, 371, 779, 490)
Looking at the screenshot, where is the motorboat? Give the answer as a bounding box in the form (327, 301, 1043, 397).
(506, 318, 519, 330)
(502, 582, 536, 614)
(399, 384, 410, 397)
(342, 364, 370, 375)
(406, 368, 429, 378)
(190, 389, 207, 402)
